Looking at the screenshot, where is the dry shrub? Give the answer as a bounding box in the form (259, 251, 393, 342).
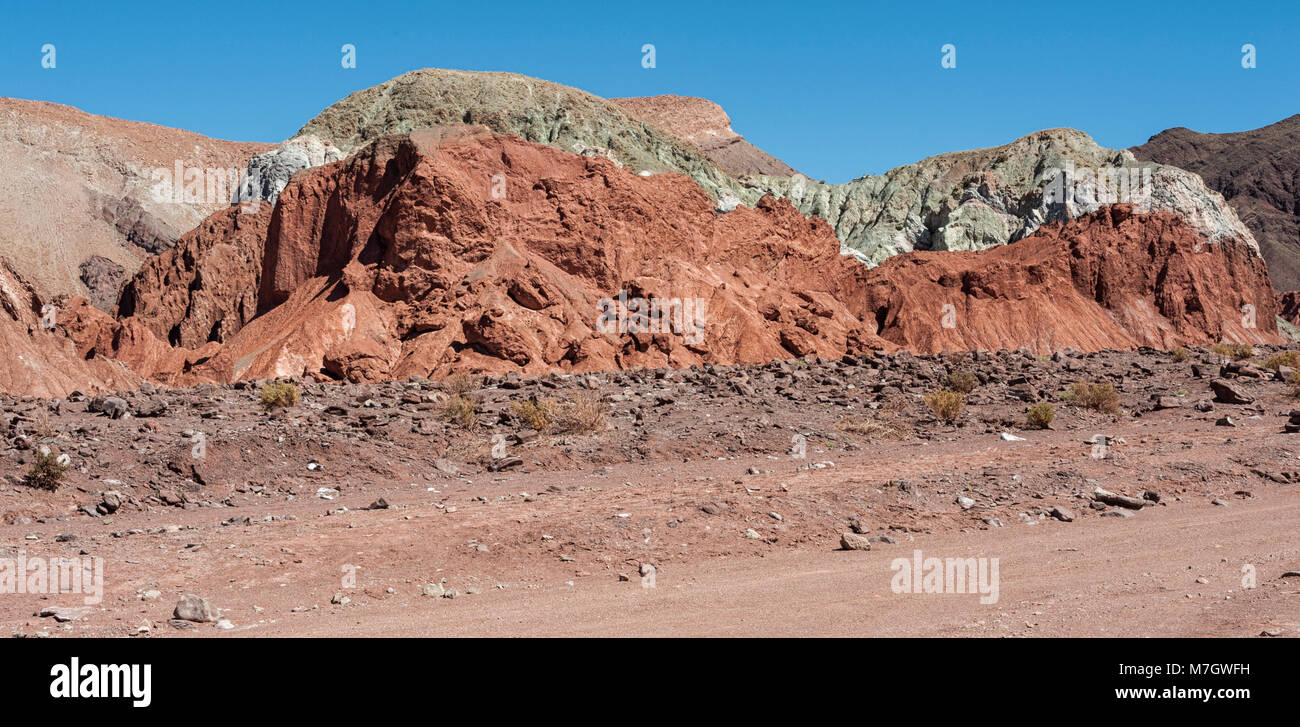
(1065, 381, 1121, 414)
(1170, 346, 1188, 363)
(1262, 351, 1300, 371)
(942, 370, 979, 394)
(511, 397, 555, 431)
(260, 381, 300, 410)
(1026, 403, 1055, 429)
(837, 415, 915, 441)
(1210, 342, 1253, 361)
(26, 448, 68, 491)
(551, 392, 606, 434)
(445, 374, 480, 398)
(443, 395, 478, 429)
(1287, 372, 1300, 399)
(923, 388, 965, 422)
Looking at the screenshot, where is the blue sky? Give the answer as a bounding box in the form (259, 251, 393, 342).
(1, 0, 1295, 183)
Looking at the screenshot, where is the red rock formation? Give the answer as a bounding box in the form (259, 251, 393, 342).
(0, 259, 140, 398)
(180, 127, 882, 382)
(858, 204, 1280, 352)
(116, 205, 272, 347)
(76, 129, 1280, 392)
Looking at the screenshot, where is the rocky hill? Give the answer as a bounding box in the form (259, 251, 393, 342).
(288, 70, 1258, 275)
(71, 128, 1277, 394)
(1131, 115, 1300, 291)
(295, 68, 760, 210)
(744, 129, 1253, 266)
(0, 258, 139, 398)
(611, 95, 798, 177)
(0, 98, 272, 307)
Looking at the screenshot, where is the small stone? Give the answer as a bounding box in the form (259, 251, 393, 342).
(422, 583, 444, 597)
(1049, 506, 1075, 522)
(840, 532, 872, 551)
(173, 594, 219, 623)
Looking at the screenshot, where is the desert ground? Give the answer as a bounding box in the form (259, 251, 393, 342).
(3, 345, 1298, 637)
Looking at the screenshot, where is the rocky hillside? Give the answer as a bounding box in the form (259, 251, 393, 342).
(744, 129, 1254, 266)
(611, 95, 798, 177)
(0, 99, 272, 307)
(1131, 115, 1300, 291)
(71, 128, 1277, 395)
(287, 70, 1258, 276)
(862, 204, 1277, 352)
(0, 258, 139, 398)
(295, 68, 760, 210)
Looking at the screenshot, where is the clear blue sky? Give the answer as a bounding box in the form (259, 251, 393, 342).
(2, 0, 1295, 183)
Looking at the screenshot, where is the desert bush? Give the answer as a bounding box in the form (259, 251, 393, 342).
(551, 392, 606, 434)
(942, 370, 979, 394)
(445, 374, 479, 398)
(923, 388, 965, 423)
(837, 415, 914, 441)
(1026, 403, 1055, 429)
(1262, 351, 1300, 371)
(1170, 346, 1188, 363)
(1064, 381, 1121, 415)
(259, 381, 300, 410)
(26, 448, 68, 491)
(511, 397, 555, 431)
(1210, 342, 1253, 361)
(443, 395, 478, 429)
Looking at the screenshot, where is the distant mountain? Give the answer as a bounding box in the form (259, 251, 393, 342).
(0, 98, 271, 307)
(1131, 115, 1300, 291)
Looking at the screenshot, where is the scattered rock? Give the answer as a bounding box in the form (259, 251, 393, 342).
(840, 532, 872, 551)
(173, 594, 219, 623)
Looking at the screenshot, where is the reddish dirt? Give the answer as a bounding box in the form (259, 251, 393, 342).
(2, 346, 1297, 637)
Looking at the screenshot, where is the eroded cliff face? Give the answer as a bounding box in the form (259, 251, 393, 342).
(0, 259, 140, 398)
(744, 129, 1256, 266)
(856, 204, 1278, 354)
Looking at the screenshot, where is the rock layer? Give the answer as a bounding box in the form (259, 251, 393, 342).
(294, 68, 761, 209)
(859, 205, 1278, 353)
(0, 258, 139, 398)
